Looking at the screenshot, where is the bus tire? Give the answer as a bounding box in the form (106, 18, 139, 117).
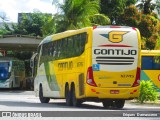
(115, 100, 125, 109)
(71, 85, 82, 107)
(65, 85, 72, 106)
(102, 100, 113, 109)
(39, 85, 50, 103)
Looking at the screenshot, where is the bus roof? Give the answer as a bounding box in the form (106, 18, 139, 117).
(39, 26, 138, 46)
(141, 50, 160, 56)
(39, 27, 92, 45)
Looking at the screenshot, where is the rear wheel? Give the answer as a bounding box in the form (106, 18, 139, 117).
(65, 85, 72, 106)
(102, 100, 113, 109)
(114, 100, 125, 109)
(71, 85, 82, 107)
(39, 85, 50, 103)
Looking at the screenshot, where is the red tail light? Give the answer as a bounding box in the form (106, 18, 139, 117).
(86, 67, 97, 87)
(93, 26, 97, 30)
(132, 27, 137, 31)
(132, 67, 141, 87)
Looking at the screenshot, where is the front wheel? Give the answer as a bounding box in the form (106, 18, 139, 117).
(39, 85, 50, 103)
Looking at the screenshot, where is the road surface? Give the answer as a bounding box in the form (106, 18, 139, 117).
(0, 90, 159, 120)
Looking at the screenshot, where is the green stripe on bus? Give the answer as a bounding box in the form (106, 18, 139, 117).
(140, 70, 150, 80)
(44, 62, 60, 91)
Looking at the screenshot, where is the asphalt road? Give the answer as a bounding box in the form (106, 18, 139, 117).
(0, 90, 159, 120)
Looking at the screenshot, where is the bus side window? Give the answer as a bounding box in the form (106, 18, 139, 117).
(61, 38, 68, 58)
(153, 57, 160, 70)
(142, 56, 153, 70)
(81, 33, 86, 53)
(74, 35, 79, 56)
(79, 33, 86, 55)
(49, 42, 53, 56)
(52, 41, 56, 57)
(55, 41, 59, 59)
(68, 36, 73, 58)
(42, 44, 46, 56)
(57, 40, 62, 58)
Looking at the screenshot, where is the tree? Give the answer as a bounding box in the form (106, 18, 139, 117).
(135, 0, 160, 14)
(18, 12, 53, 37)
(100, 0, 137, 24)
(118, 5, 160, 50)
(0, 12, 54, 37)
(117, 5, 141, 27)
(157, 0, 160, 15)
(52, 0, 110, 33)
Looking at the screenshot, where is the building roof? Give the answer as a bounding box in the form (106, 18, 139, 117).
(0, 35, 43, 51)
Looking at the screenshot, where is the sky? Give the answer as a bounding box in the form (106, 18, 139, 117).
(0, 0, 158, 23)
(0, 0, 57, 23)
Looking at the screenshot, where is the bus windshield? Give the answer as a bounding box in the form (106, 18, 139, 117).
(0, 62, 9, 80)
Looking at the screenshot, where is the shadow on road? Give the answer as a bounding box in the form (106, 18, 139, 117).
(0, 100, 126, 111)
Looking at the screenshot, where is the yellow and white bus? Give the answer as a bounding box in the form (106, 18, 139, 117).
(34, 26, 141, 109)
(141, 50, 160, 92)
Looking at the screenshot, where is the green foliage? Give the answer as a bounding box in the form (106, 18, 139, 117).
(141, 37, 147, 49)
(118, 5, 160, 50)
(156, 35, 160, 49)
(138, 15, 159, 38)
(137, 80, 159, 104)
(157, 0, 160, 15)
(0, 22, 13, 35)
(18, 12, 53, 37)
(89, 14, 111, 26)
(0, 12, 54, 37)
(52, 0, 110, 33)
(136, 0, 160, 15)
(138, 15, 160, 49)
(100, 0, 136, 24)
(41, 17, 56, 36)
(146, 34, 159, 49)
(117, 5, 141, 27)
(7, 51, 32, 60)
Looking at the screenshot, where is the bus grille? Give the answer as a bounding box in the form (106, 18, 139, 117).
(96, 57, 134, 65)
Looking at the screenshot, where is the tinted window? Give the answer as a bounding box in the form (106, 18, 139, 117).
(0, 62, 9, 80)
(142, 56, 160, 70)
(40, 32, 87, 63)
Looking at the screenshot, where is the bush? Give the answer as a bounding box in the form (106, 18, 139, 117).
(137, 80, 159, 104)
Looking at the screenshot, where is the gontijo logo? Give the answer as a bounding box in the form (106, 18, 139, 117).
(101, 31, 128, 43)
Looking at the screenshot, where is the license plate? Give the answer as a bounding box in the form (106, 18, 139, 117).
(110, 90, 119, 94)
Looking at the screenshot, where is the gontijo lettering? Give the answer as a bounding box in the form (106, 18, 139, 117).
(94, 49, 137, 55)
(58, 61, 73, 70)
